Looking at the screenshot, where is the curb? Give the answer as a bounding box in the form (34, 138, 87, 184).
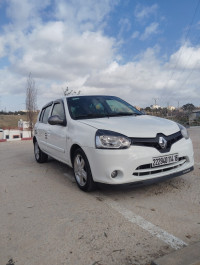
(151, 241, 200, 265)
(0, 138, 32, 143)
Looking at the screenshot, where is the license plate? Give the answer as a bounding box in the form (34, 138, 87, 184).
(152, 154, 179, 167)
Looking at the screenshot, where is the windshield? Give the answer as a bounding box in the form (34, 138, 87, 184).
(67, 96, 142, 120)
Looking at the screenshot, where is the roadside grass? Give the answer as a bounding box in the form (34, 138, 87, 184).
(0, 114, 37, 128)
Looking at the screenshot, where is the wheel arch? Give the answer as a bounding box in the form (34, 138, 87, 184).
(33, 136, 37, 144)
(70, 144, 82, 166)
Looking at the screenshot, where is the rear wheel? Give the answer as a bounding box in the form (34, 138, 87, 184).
(34, 141, 48, 163)
(73, 148, 96, 192)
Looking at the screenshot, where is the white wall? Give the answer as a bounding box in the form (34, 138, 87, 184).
(22, 130, 31, 138)
(3, 129, 31, 140)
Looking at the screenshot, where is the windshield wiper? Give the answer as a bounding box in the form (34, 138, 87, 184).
(109, 112, 140, 117)
(74, 112, 141, 120)
(74, 113, 109, 120)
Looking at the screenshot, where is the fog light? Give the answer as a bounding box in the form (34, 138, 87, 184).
(111, 170, 118, 178)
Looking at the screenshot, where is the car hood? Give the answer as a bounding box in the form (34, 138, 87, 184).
(78, 115, 180, 138)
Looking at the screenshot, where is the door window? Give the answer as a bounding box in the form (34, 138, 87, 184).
(51, 102, 65, 120)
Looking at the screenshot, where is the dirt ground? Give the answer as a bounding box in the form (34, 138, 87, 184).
(0, 127, 199, 265)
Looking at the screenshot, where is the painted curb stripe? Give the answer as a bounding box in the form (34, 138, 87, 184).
(0, 138, 32, 142)
(104, 198, 187, 250)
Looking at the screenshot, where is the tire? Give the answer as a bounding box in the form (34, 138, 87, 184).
(34, 141, 48, 163)
(73, 148, 96, 192)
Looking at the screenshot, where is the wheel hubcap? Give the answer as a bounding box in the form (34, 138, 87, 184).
(34, 142, 40, 160)
(74, 154, 87, 186)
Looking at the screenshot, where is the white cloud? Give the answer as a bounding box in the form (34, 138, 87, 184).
(134, 4, 158, 21)
(0, 1, 200, 110)
(131, 23, 159, 41)
(1, 0, 117, 81)
(118, 18, 131, 38)
(82, 46, 200, 107)
(84, 48, 166, 101)
(169, 45, 200, 70)
(54, 0, 118, 31)
(6, 0, 51, 29)
(140, 22, 159, 40)
(0, 68, 27, 95)
(0, 36, 6, 58)
(131, 31, 139, 39)
(9, 24, 115, 81)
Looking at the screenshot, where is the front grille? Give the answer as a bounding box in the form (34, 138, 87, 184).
(133, 157, 186, 177)
(130, 131, 183, 153)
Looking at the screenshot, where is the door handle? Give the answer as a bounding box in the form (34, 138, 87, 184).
(44, 131, 50, 139)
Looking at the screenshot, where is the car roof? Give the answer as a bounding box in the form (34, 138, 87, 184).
(41, 95, 117, 109)
(66, 94, 115, 99)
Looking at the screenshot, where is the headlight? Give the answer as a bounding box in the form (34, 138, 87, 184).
(95, 130, 131, 149)
(178, 123, 189, 139)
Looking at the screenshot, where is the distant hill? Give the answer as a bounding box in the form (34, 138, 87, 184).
(0, 114, 37, 129)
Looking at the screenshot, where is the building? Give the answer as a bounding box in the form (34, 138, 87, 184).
(189, 110, 200, 124)
(167, 106, 176, 111)
(151, 104, 162, 110)
(0, 119, 31, 141)
(134, 106, 141, 111)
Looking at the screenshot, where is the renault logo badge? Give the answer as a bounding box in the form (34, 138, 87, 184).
(159, 136, 167, 149)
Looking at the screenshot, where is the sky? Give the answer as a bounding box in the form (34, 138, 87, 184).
(0, 0, 200, 111)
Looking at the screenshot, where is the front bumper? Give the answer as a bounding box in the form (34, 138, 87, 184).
(83, 138, 194, 184)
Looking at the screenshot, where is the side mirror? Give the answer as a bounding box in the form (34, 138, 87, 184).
(48, 115, 66, 126)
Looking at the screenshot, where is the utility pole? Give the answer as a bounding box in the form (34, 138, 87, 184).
(153, 98, 159, 106)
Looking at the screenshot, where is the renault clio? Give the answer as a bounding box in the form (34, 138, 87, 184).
(33, 95, 194, 191)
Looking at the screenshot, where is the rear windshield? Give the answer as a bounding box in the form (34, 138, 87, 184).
(67, 96, 142, 120)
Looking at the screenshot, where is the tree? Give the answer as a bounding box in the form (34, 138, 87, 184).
(26, 73, 37, 137)
(182, 103, 195, 112)
(63, 86, 81, 96)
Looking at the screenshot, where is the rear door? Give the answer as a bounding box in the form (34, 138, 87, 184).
(36, 103, 52, 152)
(45, 100, 68, 162)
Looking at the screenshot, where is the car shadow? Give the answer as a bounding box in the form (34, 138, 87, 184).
(43, 157, 190, 198)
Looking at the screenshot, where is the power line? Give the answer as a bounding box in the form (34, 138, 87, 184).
(170, 31, 200, 88)
(162, 0, 200, 91)
(169, 35, 200, 97)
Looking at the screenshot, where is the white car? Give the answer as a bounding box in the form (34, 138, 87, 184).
(33, 95, 194, 191)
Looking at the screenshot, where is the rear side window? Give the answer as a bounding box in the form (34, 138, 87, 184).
(51, 102, 65, 120)
(40, 105, 52, 124)
(39, 109, 45, 122)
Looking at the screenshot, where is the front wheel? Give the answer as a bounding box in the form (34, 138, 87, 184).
(34, 141, 48, 163)
(73, 149, 96, 192)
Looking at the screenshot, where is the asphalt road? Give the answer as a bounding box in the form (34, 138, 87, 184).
(0, 127, 199, 265)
